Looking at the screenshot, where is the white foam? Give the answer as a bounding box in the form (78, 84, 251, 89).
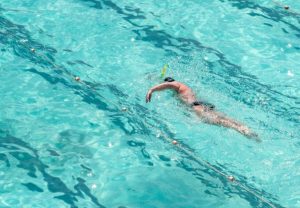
(287, 70, 294, 77)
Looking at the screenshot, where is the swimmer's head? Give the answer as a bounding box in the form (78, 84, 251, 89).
(164, 77, 175, 82)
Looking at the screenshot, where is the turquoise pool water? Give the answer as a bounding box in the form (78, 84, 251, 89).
(0, 0, 299, 207)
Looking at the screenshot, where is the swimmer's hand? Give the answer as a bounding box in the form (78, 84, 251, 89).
(146, 89, 153, 103)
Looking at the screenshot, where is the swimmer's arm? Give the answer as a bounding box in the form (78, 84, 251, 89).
(146, 82, 178, 103)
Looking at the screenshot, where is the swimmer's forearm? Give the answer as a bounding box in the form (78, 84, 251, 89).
(149, 84, 166, 92)
(146, 83, 177, 103)
(146, 82, 181, 103)
(150, 83, 177, 92)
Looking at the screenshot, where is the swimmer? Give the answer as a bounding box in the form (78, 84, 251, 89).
(146, 77, 259, 141)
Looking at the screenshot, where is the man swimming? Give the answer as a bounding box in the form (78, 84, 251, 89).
(146, 77, 259, 140)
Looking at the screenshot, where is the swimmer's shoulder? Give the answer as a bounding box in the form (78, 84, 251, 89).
(170, 81, 183, 90)
(173, 81, 191, 93)
(175, 82, 189, 89)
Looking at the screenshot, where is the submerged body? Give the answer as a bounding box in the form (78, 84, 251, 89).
(146, 78, 258, 140)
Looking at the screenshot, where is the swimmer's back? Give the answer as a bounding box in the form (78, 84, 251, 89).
(173, 81, 197, 104)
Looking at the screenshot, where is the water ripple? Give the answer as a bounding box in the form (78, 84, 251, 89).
(0, 130, 106, 208)
(78, 0, 299, 124)
(0, 3, 291, 208)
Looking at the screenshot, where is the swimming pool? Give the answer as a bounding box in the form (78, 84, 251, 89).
(0, 0, 299, 207)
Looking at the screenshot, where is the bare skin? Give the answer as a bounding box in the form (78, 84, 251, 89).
(146, 81, 259, 140)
